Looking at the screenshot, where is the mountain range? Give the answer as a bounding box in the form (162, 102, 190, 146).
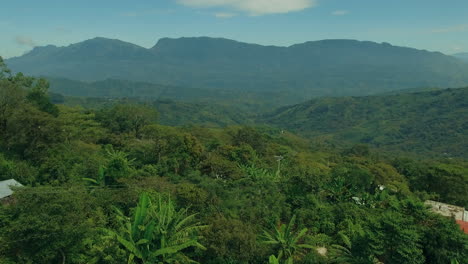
(6, 37, 468, 101)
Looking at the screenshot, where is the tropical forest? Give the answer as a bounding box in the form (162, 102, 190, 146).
(1, 1, 468, 263)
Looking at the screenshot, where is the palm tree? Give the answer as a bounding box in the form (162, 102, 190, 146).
(328, 232, 379, 264)
(109, 192, 206, 264)
(261, 215, 314, 263)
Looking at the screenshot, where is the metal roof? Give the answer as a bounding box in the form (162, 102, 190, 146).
(0, 179, 23, 199)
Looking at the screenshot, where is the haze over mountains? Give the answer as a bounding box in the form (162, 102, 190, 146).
(453, 52, 468, 63)
(6, 37, 468, 101)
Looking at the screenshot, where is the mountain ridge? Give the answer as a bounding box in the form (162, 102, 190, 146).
(6, 36, 468, 101)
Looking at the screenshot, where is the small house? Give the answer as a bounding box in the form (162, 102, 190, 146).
(425, 200, 468, 235)
(0, 179, 23, 205)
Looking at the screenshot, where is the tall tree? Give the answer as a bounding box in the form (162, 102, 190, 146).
(98, 104, 158, 138)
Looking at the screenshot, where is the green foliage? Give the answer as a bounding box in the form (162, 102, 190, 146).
(265, 87, 468, 158)
(368, 211, 425, 264)
(0, 187, 103, 263)
(98, 103, 158, 138)
(203, 216, 259, 263)
(108, 192, 206, 264)
(26, 78, 59, 117)
(262, 215, 315, 263)
(419, 214, 468, 263)
(394, 159, 468, 207)
(0, 61, 467, 264)
(269, 255, 281, 264)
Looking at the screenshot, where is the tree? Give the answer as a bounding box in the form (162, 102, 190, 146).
(0, 187, 102, 264)
(0, 60, 27, 141)
(141, 125, 203, 175)
(105, 148, 135, 185)
(26, 78, 59, 117)
(98, 104, 158, 138)
(368, 212, 425, 264)
(419, 214, 468, 264)
(0, 60, 63, 158)
(231, 127, 266, 154)
(109, 192, 206, 264)
(203, 216, 258, 263)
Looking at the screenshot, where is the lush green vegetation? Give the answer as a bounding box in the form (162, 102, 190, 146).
(264, 87, 468, 158)
(60, 96, 255, 128)
(56, 85, 468, 159)
(0, 57, 467, 263)
(45, 77, 301, 110)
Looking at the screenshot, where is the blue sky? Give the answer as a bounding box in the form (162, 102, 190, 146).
(1, 0, 468, 58)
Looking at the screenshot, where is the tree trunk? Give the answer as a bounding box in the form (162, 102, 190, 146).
(59, 249, 66, 264)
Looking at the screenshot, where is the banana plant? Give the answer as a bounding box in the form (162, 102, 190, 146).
(83, 166, 106, 187)
(262, 215, 314, 264)
(108, 192, 206, 264)
(269, 255, 280, 264)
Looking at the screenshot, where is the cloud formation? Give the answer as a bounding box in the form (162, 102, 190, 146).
(331, 10, 348, 16)
(15, 36, 36, 47)
(177, 0, 317, 15)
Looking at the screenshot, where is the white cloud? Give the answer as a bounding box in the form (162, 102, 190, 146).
(214, 12, 237, 18)
(431, 24, 468, 33)
(15, 36, 36, 47)
(177, 0, 317, 15)
(331, 10, 348, 16)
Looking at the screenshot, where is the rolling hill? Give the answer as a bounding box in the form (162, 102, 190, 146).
(45, 77, 301, 111)
(6, 37, 468, 101)
(263, 87, 468, 157)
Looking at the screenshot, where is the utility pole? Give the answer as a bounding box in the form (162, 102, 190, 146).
(274, 155, 284, 179)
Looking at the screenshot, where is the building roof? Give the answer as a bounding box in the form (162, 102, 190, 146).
(457, 220, 468, 235)
(425, 200, 466, 221)
(0, 179, 23, 199)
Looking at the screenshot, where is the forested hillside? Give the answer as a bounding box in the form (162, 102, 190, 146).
(57, 84, 468, 157)
(46, 77, 301, 109)
(63, 96, 255, 127)
(0, 58, 467, 264)
(264, 87, 468, 157)
(7, 37, 468, 101)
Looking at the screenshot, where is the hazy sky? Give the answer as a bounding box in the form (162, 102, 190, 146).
(1, 0, 468, 58)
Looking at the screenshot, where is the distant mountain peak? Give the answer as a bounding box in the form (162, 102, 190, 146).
(6, 36, 468, 95)
(69, 37, 146, 49)
(153, 36, 244, 47)
(150, 36, 261, 55)
(20, 44, 58, 57)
